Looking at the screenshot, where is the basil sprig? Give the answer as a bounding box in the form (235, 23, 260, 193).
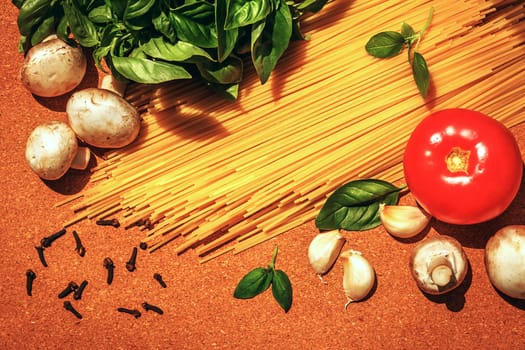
(315, 179, 406, 231)
(13, 0, 329, 100)
(234, 246, 292, 313)
(365, 7, 434, 98)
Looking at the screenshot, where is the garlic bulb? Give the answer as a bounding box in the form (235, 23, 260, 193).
(340, 249, 375, 310)
(379, 203, 431, 238)
(308, 230, 346, 283)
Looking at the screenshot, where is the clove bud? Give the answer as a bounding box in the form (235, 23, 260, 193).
(340, 249, 375, 310)
(308, 230, 346, 283)
(379, 204, 431, 239)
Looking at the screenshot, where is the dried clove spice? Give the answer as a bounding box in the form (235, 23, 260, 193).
(40, 228, 67, 248)
(35, 245, 47, 267)
(142, 302, 164, 315)
(153, 273, 167, 288)
(73, 280, 88, 300)
(25, 269, 36, 296)
(64, 301, 83, 319)
(117, 307, 141, 318)
(58, 281, 79, 299)
(126, 247, 138, 272)
(96, 218, 120, 228)
(103, 258, 115, 285)
(72, 230, 86, 257)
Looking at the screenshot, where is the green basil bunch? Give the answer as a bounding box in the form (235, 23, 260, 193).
(13, 0, 329, 99)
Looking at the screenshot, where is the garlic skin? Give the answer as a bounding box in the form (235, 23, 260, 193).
(340, 249, 375, 310)
(379, 204, 431, 238)
(308, 230, 346, 283)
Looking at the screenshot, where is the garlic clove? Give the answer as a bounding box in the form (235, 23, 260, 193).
(340, 249, 375, 310)
(308, 230, 346, 283)
(379, 203, 431, 239)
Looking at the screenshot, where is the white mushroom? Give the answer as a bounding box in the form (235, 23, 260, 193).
(20, 36, 87, 97)
(66, 88, 141, 149)
(409, 235, 468, 295)
(99, 74, 128, 97)
(25, 121, 91, 180)
(485, 225, 525, 300)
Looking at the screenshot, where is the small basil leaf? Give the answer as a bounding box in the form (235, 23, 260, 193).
(111, 56, 192, 84)
(365, 31, 405, 58)
(234, 267, 273, 299)
(412, 51, 430, 98)
(271, 269, 292, 313)
(401, 22, 415, 42)
(315, 179, 403, 231)
(224, 0, 274, 30)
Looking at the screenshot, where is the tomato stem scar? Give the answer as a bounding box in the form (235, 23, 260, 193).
(446, 147, 470, 173)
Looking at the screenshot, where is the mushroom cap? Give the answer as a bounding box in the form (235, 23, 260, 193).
(485, 225, 525, 300)
(66, 88, 141, 149)
(20, 38, 87, 97)
(409, 235, 468, 295)
(25, 121, 79, 180)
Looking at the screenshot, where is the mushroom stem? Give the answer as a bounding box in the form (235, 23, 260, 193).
(427, 255, 455, 288)
(70, 147, 91, 170)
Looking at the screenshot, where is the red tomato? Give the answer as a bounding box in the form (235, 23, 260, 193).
(403, 108, 523, 225)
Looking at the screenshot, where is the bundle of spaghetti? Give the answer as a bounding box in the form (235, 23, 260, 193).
(59, 0, 525, 262)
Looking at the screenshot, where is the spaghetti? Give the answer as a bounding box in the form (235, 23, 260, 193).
(58, 0, 525, 262)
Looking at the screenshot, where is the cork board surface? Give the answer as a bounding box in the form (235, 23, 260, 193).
(1, 2, 524, 350)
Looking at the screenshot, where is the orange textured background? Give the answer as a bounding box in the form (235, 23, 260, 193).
(1, 2, 524, 349)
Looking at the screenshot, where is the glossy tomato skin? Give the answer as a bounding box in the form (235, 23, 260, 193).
(403, 108, 523, 225)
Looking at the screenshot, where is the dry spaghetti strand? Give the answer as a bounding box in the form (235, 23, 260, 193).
(58, 0, 525, 263)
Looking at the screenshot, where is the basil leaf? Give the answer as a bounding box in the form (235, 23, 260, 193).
(315, 179, 403, 231)
(216, 0, 238, 62)
(142, 37, 215, 63)
(251, 0, 292, 84)
(63, 0, 99, 47)
(365, 31, 405, 58)
(30, 15, 56, 46)
(111, 56, 192, 84)
(152, 4, 176, 43)
(224, 0, 274, 30)
(17, 0, 51, 36)
(12, 0, 25, 9)
(208, 82, 239, 100)
(296, 0, 329, 13)
(123, 0, 156, 31)
(412, 52, 430, 98)
(233, 267, 273, 299)
(197, 55, 243, 84)
(88, 5, 112, 24)
(171, 1, 218, 49)
(272, 269, 292, 313)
